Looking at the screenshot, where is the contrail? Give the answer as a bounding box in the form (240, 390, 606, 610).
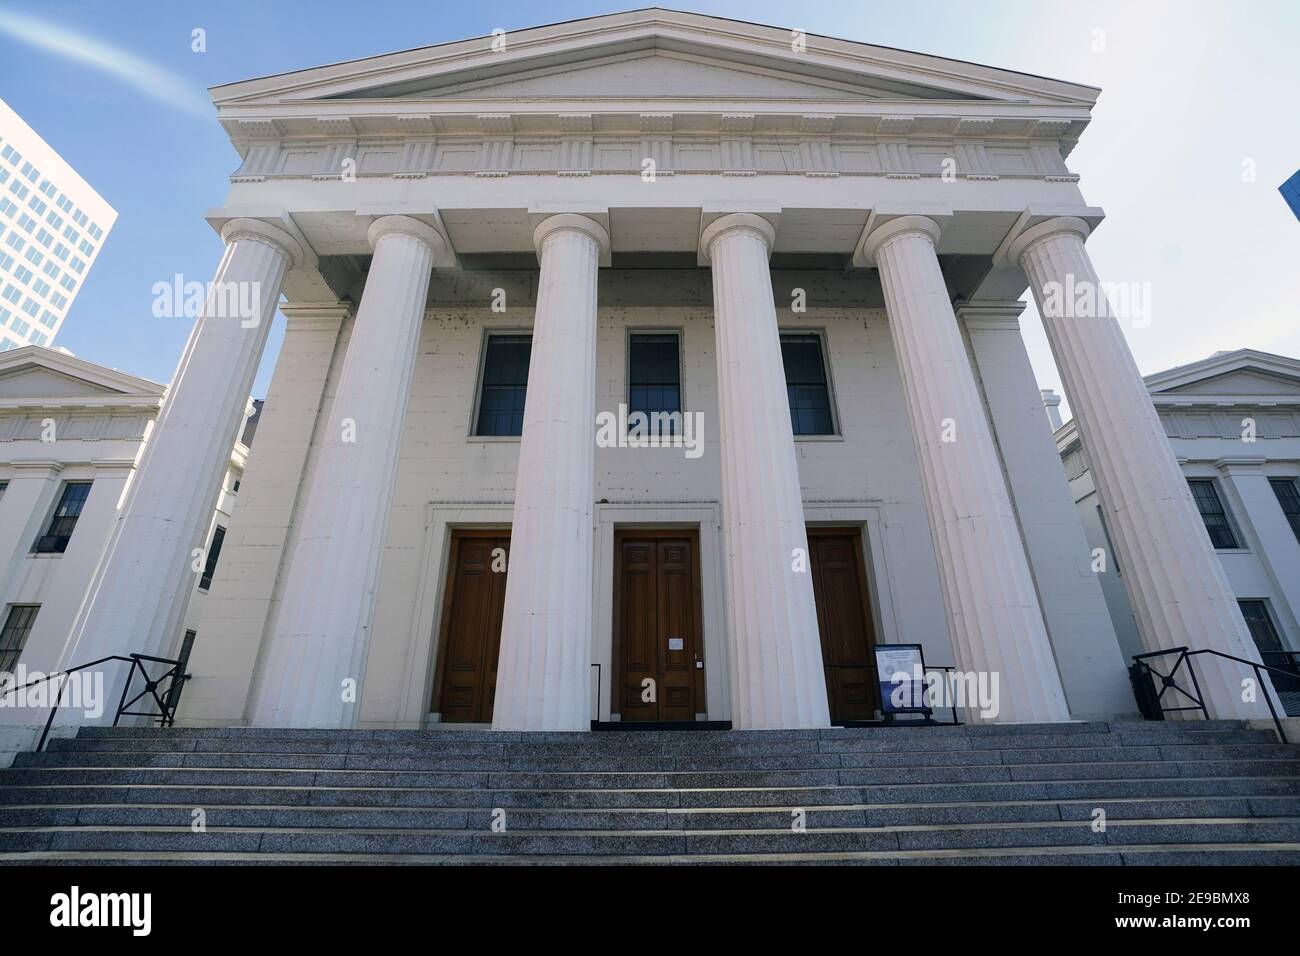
(0, 8, 210, 117)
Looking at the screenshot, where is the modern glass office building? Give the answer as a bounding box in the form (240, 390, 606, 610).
(0, 98, 115, 349)
(1281, 168, 1300, 222)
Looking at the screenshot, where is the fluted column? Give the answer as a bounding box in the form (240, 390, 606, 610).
(249, 216, 443, 728)
(703, 214, 830, 730)
(1009, 217, 1278, 719)
(863, 216, 1069, 723)
(492, 214, 607, 731)
(59, 219, 299, 720)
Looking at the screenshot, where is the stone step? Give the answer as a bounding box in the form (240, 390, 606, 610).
(2, 795, 1298, 831)
(6, 843, 1300, 866)
(46, 727, 1278, 756)
(2, 817, 1298, 856)
(68, 723, 1248, 749)
(2, 773, 1298, 810)
(5, 757, 1300, 791)
(4, 723, 1293, 866)
(20, 741, 1298, 773)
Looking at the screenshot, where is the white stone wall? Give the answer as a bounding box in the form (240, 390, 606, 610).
(187, 267, 1142, 727)
(1064, 402, 1300, 664)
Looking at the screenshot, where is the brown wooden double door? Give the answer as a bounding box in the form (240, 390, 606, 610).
(433, 531, 510, 723)
(808, 527, 880, 722)
(614, 531, 704, 722)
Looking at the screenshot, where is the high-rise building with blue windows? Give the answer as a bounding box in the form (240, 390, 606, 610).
(0, 99, 115, 350)
(1281, 169, 1300, 222)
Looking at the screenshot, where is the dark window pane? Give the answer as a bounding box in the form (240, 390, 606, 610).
(200, 526, 226, 591)
(780, 333, 833, 435)
(1239, 600, 1283, 655)
(628, 333, 681, 434)
(475, 335, 531, 436)
(33, 482, 91, 553)
(1188, 479, 1239, 549)
(0, 604, 38, 673)
(1271, 478, 1300, 544)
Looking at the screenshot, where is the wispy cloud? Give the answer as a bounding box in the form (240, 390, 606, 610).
(0, 8, 210, 117)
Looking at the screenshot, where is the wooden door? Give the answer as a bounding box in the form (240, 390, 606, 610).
(434, 531, 510, 723)
(614, 532, 703, 722)
(809, 528, 879, 722)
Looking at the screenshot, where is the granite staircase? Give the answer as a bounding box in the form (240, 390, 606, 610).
(1, 719, 1299, 865)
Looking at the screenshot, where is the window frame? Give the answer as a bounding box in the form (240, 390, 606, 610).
(0, 604, 39, 674)
(625, 327, 686, 427)
(1238, 599, 1288, 655)
(777, 327, 841, 439)
(1270, 477, 1300, 544)
(1186, 477, 1243, 551)
(468, 329, 533, 440)
(31, 480, 92, 555)
(198, 525, 227, 592)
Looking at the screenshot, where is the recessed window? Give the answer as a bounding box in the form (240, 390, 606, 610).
(199, 526, 226, 591)
(780, 332, 835, 436)
(474, 334, 531, 437)
(1187, 479, 1239, 550)
(0, 604, 39, 673)
(33, 481, 91, 554)
(1271, 478, 1300, 544)
(1239, 600, 1284, 656)
(628, 332, 681, 433)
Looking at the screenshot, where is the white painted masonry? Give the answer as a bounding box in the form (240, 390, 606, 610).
(703, 213, 830, 730)
(0, 347, 246, 750)
(493, 214, 607, 731)
(1060, 349, 1300, 686)
(59, 9, 1277, 732)
(863, 216, 1068, 723)
(1010, 220, 1280, 719)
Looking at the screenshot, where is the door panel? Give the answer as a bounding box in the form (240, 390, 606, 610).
(809, 529, 879, 722)
(436, 533, 509, 723)
(615, 533, 701, 722)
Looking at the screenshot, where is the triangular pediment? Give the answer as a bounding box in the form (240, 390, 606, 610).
(211, 9, 1098, 109)
(1147, 349, 1300, 398)
(0, 347, 162, 400)
(1158, 368, 1300, 397)
(392, 50, 908, 102)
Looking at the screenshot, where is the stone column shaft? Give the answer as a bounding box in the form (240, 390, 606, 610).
(59, 219, 299, 720)
(492, 214, 608, 731)
(1011, 217, 1278, 718)
(958, 302, 1135, 719)
(865, 216, 1069, 724)
(703, 214, 830, 730)
(249, 217, 441, 728)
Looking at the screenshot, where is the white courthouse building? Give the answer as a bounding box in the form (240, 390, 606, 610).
(1057, 349, 1300, 709)
(38, 9, 1284, 733)
(0, 347, 248, 752)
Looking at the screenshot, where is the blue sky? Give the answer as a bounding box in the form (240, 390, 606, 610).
(1, 0, 1297, 404)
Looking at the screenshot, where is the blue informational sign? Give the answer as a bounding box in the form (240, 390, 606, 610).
(875, 643, 928, 715)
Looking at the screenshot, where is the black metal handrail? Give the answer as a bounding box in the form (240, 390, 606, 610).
(1131, 646, 1292, 743)
(0, 653, 189, 751)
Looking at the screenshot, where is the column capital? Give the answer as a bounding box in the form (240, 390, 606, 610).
(219, 218, 306, 270)
(699, 213, 776, 261)
(1214, 457, 1268, 475)
(279, 301, 354, 332)
(532, 213, 610, 259)
(954, 300, 1028, 331)
(857, 214, 942, 267)
(90, 458, 137, 474)
(9, 460, 65, 475)
(366, 215, 449, 261)
(1002, 216, 1092, 268)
